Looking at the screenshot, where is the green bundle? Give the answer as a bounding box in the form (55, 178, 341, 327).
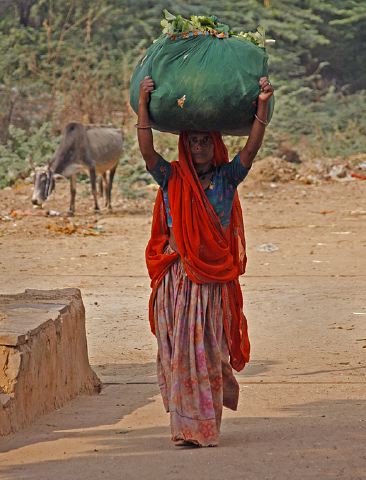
(130, 11, 274, 136)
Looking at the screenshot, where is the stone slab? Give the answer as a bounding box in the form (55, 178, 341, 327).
(0, 288, 101, 435)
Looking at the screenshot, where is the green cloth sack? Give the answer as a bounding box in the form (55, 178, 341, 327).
(130, 34, 274, 136)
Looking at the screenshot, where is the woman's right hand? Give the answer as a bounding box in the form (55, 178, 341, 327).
(139, 76, 154, 103)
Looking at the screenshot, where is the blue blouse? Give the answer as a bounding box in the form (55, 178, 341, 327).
(148, 153, 249, 228)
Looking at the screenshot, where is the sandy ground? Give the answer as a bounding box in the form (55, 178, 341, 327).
(0, 168, 365, 480)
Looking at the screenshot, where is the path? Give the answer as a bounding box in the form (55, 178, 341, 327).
(0, 178, 365, 479)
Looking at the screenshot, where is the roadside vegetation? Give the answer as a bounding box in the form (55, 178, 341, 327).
(0, 0, 365, 193)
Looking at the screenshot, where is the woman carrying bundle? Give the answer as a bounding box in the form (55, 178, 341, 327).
(136, 75, 274, 447)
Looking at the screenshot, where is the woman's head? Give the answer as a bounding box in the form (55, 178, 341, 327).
(187, 131, 214, 166)
(179, 132, 228, 171)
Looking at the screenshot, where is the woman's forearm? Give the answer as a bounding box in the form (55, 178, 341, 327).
(240, 100, 269, 169)
(136, 75, 160, 169)
(137, 100, 154, 154)
(137, 100, 159, 169)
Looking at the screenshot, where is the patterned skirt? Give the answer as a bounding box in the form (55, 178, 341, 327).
(154, 254, 240, 446)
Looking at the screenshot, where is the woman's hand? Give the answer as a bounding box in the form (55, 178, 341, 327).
(258, 77, 274, 103)
(139, 76, 155, 104)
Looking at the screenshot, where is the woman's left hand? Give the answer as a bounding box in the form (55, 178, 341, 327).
(258, 77, 274, 102)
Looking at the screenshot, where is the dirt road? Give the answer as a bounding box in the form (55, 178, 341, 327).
(0, 172, 365, 479)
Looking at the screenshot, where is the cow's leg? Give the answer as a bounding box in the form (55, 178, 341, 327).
(102, 173, 108, 207)
(98, 176, 104, 198)
(68, 175, 77, 216)
(89, 167, 100, 213)
(107, 165, 117, 211)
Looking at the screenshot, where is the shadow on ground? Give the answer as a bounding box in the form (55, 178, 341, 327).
(92, 361, 157, 384)
(0, 391, 365, 480)
(0, 363, 158, 455)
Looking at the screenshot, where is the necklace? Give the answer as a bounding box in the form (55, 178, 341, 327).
(197, 169, 215, 191)
(197, 166, 214, 180)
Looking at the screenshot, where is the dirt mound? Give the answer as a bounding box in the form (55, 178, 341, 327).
(252, 153, 366, 185)
(252, 156, 299, 183)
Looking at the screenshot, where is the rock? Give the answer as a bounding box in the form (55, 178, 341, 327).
(278, 146, 302, 164)
(0, 394, 12, 407)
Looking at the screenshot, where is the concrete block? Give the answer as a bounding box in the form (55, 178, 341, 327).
(0, 288, 101, 435)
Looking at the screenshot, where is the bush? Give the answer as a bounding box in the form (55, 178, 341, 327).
(0, 122, 59, 187)
(223, 89, 366, 161)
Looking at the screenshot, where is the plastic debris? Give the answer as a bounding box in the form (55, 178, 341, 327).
(351, 172, 366, 180)
(47, 210, 62, 217)
(328, 164, 348, 179)
(257, 243, 279, 253)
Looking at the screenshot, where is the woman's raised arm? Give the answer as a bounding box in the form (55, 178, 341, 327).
(137, 76, 161, 171)
(239, 77, 274, 170)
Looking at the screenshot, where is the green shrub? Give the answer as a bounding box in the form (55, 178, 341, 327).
(0, 123, 59, 187)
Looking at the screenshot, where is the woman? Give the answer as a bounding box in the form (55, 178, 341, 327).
(136, 75, 274, 447)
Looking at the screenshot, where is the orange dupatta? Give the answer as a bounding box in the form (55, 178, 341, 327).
(145, 132, 250, 371)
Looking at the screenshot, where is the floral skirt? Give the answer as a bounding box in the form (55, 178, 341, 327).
(154, 255, 239, 447)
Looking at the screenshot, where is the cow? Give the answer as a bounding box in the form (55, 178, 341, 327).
(31, 122, 123, 215)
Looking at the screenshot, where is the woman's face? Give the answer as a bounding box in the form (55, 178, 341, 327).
(188, 132, 214, 165)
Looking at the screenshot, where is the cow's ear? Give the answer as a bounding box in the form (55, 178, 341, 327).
(51, 174, 56, 193)
(45, 169, 55, 197)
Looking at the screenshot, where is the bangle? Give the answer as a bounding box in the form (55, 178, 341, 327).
(135, 124, 152, 129)
(254, 114, 268, 126)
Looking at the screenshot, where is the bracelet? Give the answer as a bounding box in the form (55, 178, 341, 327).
(254, 114, 268, 126)
(135, 124, 152, 129)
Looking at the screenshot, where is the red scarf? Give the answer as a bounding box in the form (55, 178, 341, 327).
(145, 132, 250, 371)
